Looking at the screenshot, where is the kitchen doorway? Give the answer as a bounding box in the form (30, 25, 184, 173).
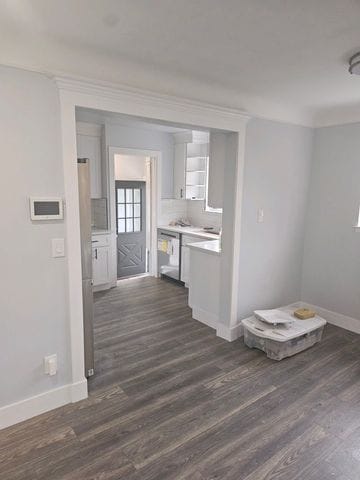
(116, 180, 146, 278)
(62, 93, 247, 400)
(108, 147, 161, 285)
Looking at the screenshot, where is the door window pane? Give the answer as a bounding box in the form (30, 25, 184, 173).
(134, 218, 141, 232)
(117, 188, 125, 203)
(117, 184, 143, 234)
(126, 189, 133, 203)
(134, 188, 141, 202)
(126, 218, 133, 232)
(117, 219, 125, 233)
(134, 203, 140, 217)
(117, 204, 125, 218)
(126, 204, 133, 217)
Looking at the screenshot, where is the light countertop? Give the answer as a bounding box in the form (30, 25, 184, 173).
(187, 239, 221, 256)
(91, 228, 110, 236)
(157, 225, 219, 240)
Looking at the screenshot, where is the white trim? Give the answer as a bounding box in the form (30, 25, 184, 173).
(57, 75, 249, 417)
(55, 76, 249, 131)
(58, 91, 88, 392)
(108, 147, 160, 280)
(192, 307, 218, 330)
(290, 302, 360, 334)
(0, 380, 87, 430)
(217, 301, 360, 342)
(76, 121, 102, 137)
(217, 322, 244, 342)
(229, 130, 247, 328)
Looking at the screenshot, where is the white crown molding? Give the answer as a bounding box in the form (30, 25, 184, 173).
(53, 74, 251, 130)
(4, 61, 360, 128)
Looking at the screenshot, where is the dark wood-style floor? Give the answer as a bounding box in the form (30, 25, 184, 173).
(1, 276, 360, 479)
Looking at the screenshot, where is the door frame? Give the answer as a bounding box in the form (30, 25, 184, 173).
(56, 75, 249, 401)
(108, 147, 160, 283)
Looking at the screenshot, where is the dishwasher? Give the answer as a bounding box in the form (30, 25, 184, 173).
(157, 229, 181, 281)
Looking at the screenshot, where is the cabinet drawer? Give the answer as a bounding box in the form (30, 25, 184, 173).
(92, 245, 110, 286)
(91, 234, 110, 247)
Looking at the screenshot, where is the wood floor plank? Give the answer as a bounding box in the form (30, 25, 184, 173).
(0, 276, 359, 480)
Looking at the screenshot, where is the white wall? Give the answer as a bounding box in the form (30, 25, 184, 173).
(301, 123, 360, 320)
(114, 154, 147, 180)
(105, 124, 174, 199)
(0, 66, 71, 407)
(237, 118, 314, 319)
(186, 200, 222, 229)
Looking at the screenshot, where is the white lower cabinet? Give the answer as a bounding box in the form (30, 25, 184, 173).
(181, 234, 209, 286)
(181, 245, 190, 285)
(92, 234, 111, 290)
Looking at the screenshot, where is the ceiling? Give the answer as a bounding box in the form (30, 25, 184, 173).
(2, 0, 360, 127)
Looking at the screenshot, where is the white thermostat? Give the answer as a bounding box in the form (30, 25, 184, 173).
(30, 197, 64, 220)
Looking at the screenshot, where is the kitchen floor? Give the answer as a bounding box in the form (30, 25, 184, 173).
(1, 277, 360, 479)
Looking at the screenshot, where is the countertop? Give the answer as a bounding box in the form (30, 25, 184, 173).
(157, 225, 219, 240)
(91, 228, 110, 236)
(187, 239, 221, 256)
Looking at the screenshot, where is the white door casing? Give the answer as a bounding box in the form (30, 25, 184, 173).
(56, 76, 250, 401)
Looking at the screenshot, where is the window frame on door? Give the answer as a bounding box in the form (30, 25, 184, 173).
(116, 186, 142, 234)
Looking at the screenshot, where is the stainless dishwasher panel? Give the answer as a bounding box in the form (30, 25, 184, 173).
(158, 230, 180, 281)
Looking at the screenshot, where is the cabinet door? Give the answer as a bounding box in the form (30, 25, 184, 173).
(180, 245, 190, 285)
(76, 134, 102, 198)
(207, 132, 226, 209)
(93, 246, 110, 286)
(173, 143, 186, 199)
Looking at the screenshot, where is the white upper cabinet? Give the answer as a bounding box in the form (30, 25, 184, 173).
(185, 143, 208, 201)
(173, 143, 186, 199)
(76, 122, 103, 199)
(207, 132, 226, 210)
(173, 130, 209, 201)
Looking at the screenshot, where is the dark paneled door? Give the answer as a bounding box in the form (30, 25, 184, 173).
(116, 181, 146, 278)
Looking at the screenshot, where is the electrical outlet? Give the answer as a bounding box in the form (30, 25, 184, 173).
(44, 354, 57, 376)
(257, 208, 264, 223)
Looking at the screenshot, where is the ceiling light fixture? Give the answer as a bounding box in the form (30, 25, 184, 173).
(349, 52, 360, 75)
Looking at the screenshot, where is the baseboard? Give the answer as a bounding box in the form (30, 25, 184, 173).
(70, 379, 89, 402)
(217, 322, 244, 342)
(215, 301, 360, 343)
(289, 301, 360, 334)
(93, 282, 112, 292)
(192, 307, 218, 330)
(0, 379, 88, 430)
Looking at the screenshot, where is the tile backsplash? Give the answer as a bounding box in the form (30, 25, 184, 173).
(159, 199, 188, 225)
(187, 200, 222, 229)
(159, 199, 222, 228)
(91, 198, 108, 230)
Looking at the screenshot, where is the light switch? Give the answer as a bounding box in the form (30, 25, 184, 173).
(52, 238, 65, 258)
(44, 354, 57, 376)
(257, 208, 264, 223)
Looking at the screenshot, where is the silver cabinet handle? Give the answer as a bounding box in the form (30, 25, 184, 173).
(160, 233, 177, 239)
(95, 248, 98, 260)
